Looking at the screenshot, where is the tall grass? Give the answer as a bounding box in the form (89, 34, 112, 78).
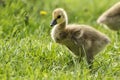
(0, 0, 120, 80)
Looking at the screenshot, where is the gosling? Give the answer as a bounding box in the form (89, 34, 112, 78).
(50, 8, 110, 67)
(97, 2, 120, 31)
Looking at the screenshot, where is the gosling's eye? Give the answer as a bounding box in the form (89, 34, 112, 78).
(57, 15, 61, 19)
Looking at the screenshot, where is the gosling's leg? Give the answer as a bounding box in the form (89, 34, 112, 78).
(117, 31, 120, 41)
(86, 53, 94, 69)
(114, 31, 120, 48)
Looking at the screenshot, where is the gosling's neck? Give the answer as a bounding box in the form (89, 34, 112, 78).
(59, 21, 66, 27)
(58, 20, 68, 29)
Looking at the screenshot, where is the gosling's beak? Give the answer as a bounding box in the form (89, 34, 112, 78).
(50, 19, 57, 27)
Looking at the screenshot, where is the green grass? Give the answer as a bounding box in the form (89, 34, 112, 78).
(0, 0, 120, 80)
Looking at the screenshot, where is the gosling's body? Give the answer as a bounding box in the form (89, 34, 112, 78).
(51, 8, 110, 65)
(97, 2, 120, 31)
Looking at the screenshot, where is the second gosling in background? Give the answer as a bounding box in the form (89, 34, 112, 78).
(50, 8, 110, 67)
(97, 2, 120, 31)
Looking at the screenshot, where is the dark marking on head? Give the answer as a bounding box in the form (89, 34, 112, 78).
(57, 15, 61, 19)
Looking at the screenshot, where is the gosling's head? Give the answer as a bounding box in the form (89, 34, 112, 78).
(50, 8, 68, 27)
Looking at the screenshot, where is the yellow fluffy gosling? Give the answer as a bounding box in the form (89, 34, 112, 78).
(97, 2, 120, 31)
(50, 8, 110, 67)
